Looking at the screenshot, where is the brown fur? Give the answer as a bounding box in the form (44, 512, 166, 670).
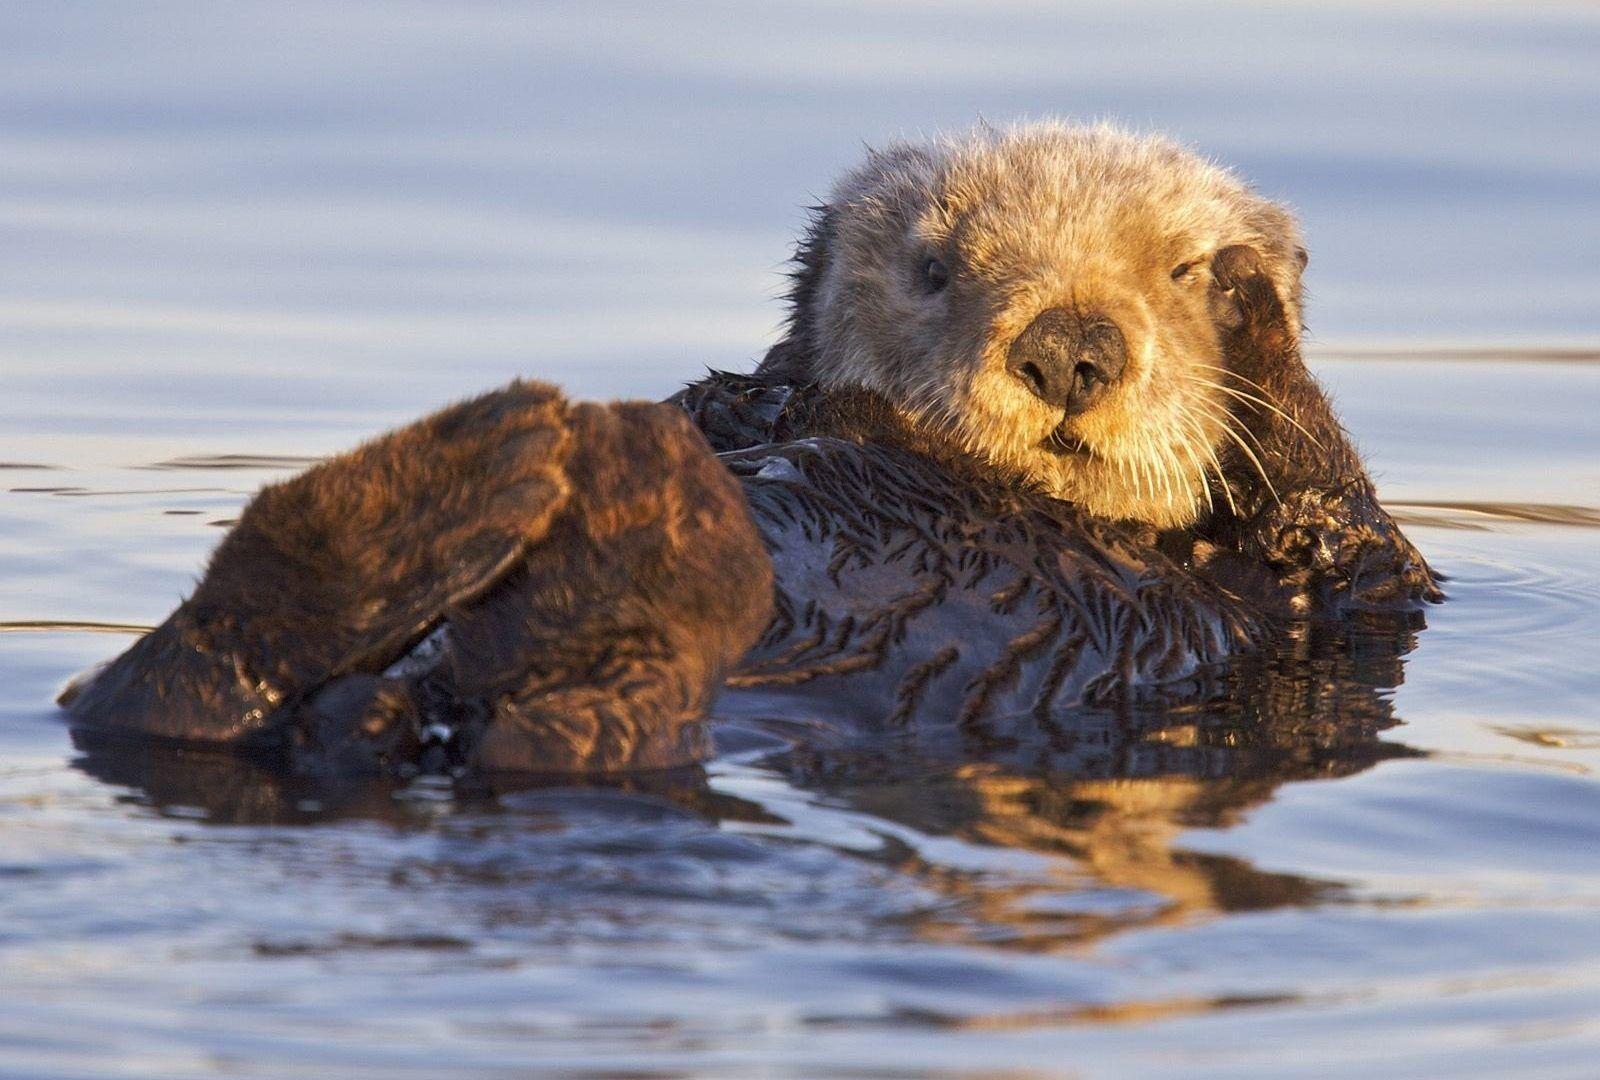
(61, 384, 774, 774)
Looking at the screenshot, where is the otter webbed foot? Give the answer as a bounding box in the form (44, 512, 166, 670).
(61, 387, 775, 775)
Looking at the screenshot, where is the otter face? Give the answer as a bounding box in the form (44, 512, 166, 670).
(791, 122, 1306, 529)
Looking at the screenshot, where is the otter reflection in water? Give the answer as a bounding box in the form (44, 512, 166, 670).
(72, 612, 1425, 951)
(60, 122, 1439, 775)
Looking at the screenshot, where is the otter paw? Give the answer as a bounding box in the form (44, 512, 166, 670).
(1210, 244, 1291, 348)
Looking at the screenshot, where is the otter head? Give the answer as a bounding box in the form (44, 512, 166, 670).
(778, 121, 1307, 529)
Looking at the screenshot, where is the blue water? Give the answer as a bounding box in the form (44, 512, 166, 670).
(3, 4, 1599, 1077)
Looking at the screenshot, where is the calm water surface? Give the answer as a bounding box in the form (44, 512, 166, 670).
(3, 3, 1599, 1077)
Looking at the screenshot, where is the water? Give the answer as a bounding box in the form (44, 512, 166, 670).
(3, 3, 1599, 1077)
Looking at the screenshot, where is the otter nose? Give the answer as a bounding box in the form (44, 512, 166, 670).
(1006, 308, 1128, 414)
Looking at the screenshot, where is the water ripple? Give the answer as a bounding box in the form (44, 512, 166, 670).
(1392, 501, 1600, 530)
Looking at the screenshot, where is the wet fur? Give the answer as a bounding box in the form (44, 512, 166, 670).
(62, 384, 774, 775)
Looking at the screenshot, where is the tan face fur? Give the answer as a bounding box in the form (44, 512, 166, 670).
(797, 122, 1306, 528)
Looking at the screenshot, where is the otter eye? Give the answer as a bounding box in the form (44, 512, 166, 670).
(1171, 260, 1198, 281)
(922, 257, 950, 293)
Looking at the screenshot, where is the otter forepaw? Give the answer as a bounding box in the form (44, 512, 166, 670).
(1211, 244, 1292, 351)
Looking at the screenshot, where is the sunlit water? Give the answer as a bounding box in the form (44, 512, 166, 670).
(3, 4, 1599, 1078)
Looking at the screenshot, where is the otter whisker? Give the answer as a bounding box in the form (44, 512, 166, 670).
(1157, 429, 1182, 511)
(1136, 429, 1159, 507)
(1176, 398, 1234, 516)
(1190, 390, 1276, 463)
(1170, 410, 1212, 515)
(1124, 432, 1144, 502)
(1197, 424, 1239, 517)
(1191, 363, 1285, 400)
(1193, 399, 1280, 506)
(1152, 434, 1170, 510)
(1160, 433, 1188, 512)
(905, 391, 966, 452)
(1188, 371, 1306, 431)
(1120, 442, 1141, 503)
(1107, 435, 1134, 503)
(1133, 430, 1155, 504)
(1170, 409, 1216, 516)
(1190, 365, 1325, 450)
(1199, 383, 1325, 452)
(1184, 400, 1241, 521)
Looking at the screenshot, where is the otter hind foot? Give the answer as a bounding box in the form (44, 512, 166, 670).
(61, 385, 775, 776)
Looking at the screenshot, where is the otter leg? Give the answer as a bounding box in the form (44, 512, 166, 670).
(457, 401, 774, 774)
(1203, 246, 1441, 613)
(60, 381, 576, 745)
(63, 388, 773, 773)
(391, 402, 772, 775)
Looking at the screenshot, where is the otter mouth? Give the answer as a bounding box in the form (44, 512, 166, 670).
(1042, 423, 1092, 458)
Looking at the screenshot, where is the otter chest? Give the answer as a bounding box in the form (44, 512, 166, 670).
(713, 437, 1262, 732)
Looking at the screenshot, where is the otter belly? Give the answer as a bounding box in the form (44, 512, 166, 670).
(716, 437, 1264, 732)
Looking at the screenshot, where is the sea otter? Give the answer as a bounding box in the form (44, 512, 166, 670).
(60, 122, 1439, 775)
